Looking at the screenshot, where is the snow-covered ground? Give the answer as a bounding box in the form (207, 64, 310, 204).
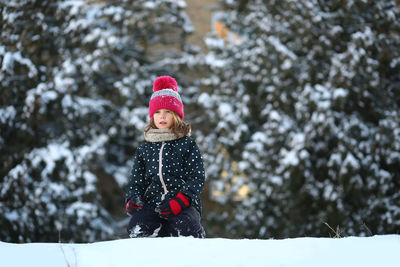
(1, 235, 399, 267)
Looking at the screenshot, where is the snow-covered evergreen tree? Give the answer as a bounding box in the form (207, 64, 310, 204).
(200, 0, 400, 238)
(0, 0, 195, 242)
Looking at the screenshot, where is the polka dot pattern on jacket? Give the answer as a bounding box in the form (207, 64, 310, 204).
(125, 136, 205, 214)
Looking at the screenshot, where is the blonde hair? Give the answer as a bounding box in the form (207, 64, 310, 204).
(145, 111, 191, 137)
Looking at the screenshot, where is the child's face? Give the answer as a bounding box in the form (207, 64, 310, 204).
(153, 109, 174, 129)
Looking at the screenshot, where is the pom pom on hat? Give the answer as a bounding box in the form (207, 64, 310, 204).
(149, 76, 184, 119)
(153, 76, 178, 92)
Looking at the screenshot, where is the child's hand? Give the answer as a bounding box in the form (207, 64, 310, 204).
(126, 198, 144, 216)
(157, 192, 190, 219)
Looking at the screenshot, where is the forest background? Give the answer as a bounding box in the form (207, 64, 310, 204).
(1, 0, 399, 242)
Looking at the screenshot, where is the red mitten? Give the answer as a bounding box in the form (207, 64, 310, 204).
(158, 192, 190, 219)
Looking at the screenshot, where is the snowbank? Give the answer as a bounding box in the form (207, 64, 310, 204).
(1, 235, 399, 267)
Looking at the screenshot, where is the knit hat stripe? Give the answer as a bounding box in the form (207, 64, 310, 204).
(150, 89, 182, 102)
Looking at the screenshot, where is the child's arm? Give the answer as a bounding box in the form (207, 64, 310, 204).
(125, 147, 147, 204)
(181, 139, 206, 202)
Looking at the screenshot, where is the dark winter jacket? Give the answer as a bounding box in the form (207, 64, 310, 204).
(125, 136, 205, 214)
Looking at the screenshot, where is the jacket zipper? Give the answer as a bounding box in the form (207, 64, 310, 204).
(159, 142, 168, 200)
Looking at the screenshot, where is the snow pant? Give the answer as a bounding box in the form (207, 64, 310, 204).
(127, 204, 205, 238)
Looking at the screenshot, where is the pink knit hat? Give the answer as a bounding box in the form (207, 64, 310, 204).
(149, 76, 184, 119)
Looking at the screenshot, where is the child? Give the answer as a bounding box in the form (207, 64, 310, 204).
(125, 75, 206, 238)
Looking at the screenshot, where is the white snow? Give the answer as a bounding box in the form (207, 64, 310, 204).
(0, 235, 399, 267)
(267, 36, 297, 60)
(205, 52, 227, 67)
(1, 50, 38, 77)
(0, 106, 16, 124)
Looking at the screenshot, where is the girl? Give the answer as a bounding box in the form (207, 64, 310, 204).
(125, 76, 206, 238)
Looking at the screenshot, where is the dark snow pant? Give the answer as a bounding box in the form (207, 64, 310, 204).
(127, 204, 205, 238)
